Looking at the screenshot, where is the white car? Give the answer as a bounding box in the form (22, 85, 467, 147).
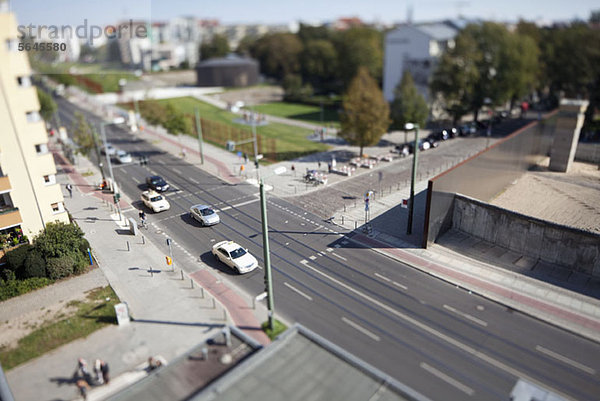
(116, 150, 132, 164)
(141, 190, 170, 213)
(212, 241, 258, 274)
(190, 204, 220, 226)
(101, 144, 116, 156)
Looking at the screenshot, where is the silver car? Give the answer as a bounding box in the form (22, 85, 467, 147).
(190, 204, 220, 226)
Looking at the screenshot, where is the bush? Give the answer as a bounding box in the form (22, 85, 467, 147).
(34, 222, 86, 260)
(0, 277, 52, 301)
(72, 252, 88, 275)
(46, 256, 74, 280)
(6, 244, 33, 278)
(23, 249, 46, 278)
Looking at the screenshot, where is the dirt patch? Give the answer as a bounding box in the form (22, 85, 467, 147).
(0, 296, 85, 350)
(491, 159, 600, 234)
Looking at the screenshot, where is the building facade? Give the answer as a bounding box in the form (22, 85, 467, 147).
(383, 21, 460, 103)
(0, 9, 69, 242)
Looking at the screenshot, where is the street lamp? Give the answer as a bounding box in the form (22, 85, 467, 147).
(99, 117, 126, 219)
(405, 122, 419, 235)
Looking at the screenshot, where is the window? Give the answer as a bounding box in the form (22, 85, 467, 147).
(51, 202, 64, 213)
(35, 143, 48, 154)
(26, 111, 41, 123)
(17, 76, 32, 88)
(43, 174, 56, 185)
(5, 39, 18, 52)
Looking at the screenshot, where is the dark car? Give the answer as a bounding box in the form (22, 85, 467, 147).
(459, 123, 477, 136)
(424, 136, 439, 148)
(146, 176, 169, 192)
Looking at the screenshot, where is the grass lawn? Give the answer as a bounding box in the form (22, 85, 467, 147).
(262, 319, 287, 340)
(150, 97, 330, 160)
(253, 102, 341, 128)
(33, 61, 138, 93)
(0, 286, 120, 370)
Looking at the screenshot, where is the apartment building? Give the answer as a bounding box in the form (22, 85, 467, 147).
(0, 8, 69, 243)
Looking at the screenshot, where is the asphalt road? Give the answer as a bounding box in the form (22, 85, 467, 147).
(56, 98, 600, 401)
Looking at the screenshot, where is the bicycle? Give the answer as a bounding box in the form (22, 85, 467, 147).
(139, 218, 148, 230)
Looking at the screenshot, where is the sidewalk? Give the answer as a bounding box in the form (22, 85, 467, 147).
(4, 140, 270, 401)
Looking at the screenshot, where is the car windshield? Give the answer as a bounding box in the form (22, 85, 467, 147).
(230, 247, 247, 259)
(150, 196, 163, 202)
(200, 208, 214, 216)
(152, 178, 165, 185)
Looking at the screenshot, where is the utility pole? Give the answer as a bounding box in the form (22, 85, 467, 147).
(406, 123, 419, 235)
(195, 108, 204, 165)
(260, 179, 275, 331)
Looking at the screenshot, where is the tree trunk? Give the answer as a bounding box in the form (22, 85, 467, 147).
(473, 109, 479, 122)
(359, 145, 364, 157)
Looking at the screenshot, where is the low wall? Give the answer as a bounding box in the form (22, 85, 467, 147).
(453, 194, 600, 277)
(576, 142, 600, 163)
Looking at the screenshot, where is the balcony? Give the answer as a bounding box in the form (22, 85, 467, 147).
(0, 176, 11, 193)
(0, 207, 22, 231)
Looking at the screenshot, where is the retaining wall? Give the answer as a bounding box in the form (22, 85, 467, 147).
(453, 195, 600, 277)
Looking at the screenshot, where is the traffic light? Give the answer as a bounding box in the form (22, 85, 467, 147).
(165, 256, 172, 266)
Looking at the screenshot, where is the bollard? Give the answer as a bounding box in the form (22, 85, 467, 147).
(142, 235, 145, 245)
(190, 278, 194, 289)
(342, 216, 344, 225)
(222, 309, 227, 322)
(355, 221, 358, 229)
(200, 287, 204, 298)
(211, 298, 216, 309)
(126, 241, 130, 251)
(252, 297, 256, 309)
(150, 268, 153, 277)
(87, 248, 93, 265)
(181, 270, 184, 280)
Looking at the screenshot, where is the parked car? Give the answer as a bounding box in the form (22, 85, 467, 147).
(424, 136, 439, 148)
(212, 240, 258, 274)
(394, 144, 411, 157)
(190, 204, 220, 226)
(146, 175, 169, 192)
(115, 150, 132, 164)
(459, 123, 477, 136)
(141, 190, 170, 213)
(101, 144, 116, 156)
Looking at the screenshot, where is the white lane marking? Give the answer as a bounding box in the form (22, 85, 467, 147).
(331, 252, 347, 261)
(535, 345, 596, 375)
(172, 168, 182, 175)
(284, 282, 313, 301)
(219, 198, 259, 211)
(298, 260, 569, 399)
(131, 176, 140, 184)
(341, 317, 380, 341)
(420, 363, 474, 396)
(189, 178, 199, 184)
(443, 305, 488, 327)
(309, 255, 317, 260)
(326, 248, 333, 252)
(375, 273, 407, 290)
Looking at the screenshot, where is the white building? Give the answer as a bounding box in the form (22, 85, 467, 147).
(383, 21, 462, 103)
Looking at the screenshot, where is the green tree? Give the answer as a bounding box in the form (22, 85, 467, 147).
(430, 31, 479, 123)
(163, 103, 192, 136)
(301, 39, 338, 87)
(282, 74, 313, 101)
(34, 222, 87, 261)
(37, 88, 57, 122)
(340, 67, 390, 156)
(334, 27, 383, 88)
(235, 35, 257, 57)
(70, 112, 95, 156)
(390, 71, 429, 129)
(503, 32, 539, 109)
(253, 33, 303, 80)
(200, 34, 230, 60)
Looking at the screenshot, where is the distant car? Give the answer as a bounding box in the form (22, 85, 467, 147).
(115, 150, 132, 164)
(424, 137, 439, 148)
(141, 190, 170, 213)
(146, 176, 169, 192)
(190, 204, 220, 226)
(101, 144, 117, 156)
(394, 144, 411, 157)
(459, 123, 477, 136)
(212, 240, 258, 274)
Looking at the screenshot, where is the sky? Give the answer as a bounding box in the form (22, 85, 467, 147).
(8, 0, 599, 27)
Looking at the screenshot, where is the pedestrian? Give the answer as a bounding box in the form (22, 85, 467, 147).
(239, 164, 245, 176)
(243, 153, 248, 164)
(181, 148, 187, 159)
(328, 163, 332, 173)
(66, 183, 73, 198)
(76, 379, 90, 400)
(291, 164, 295, 176)
(100, 360, 110, 384)
(318, 161, 321, 170)
(77, 358, 89, 377)
(94, 359, 104, 384)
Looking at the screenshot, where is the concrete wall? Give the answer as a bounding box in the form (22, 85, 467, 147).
(453, 195, 600, 277)
(575, 142, 600, 163)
